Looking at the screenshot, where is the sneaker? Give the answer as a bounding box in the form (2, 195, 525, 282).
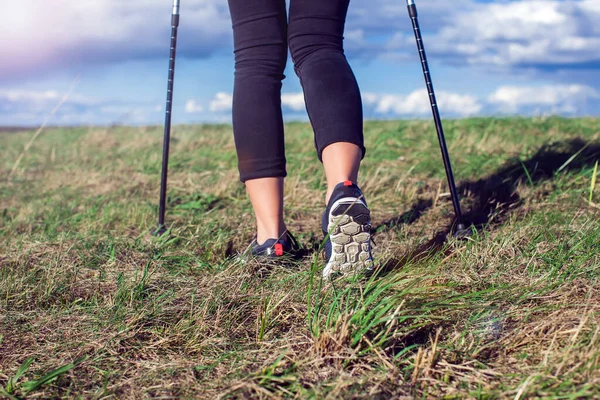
(322, 181, 374, 278)
(246, 230, 301, 260)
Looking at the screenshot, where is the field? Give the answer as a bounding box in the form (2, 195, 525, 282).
(1, 118, 599, 398)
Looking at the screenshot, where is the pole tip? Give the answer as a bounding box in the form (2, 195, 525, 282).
(452, 223, 473, 240)
(407, 0, 415, 5)
(151, 225, 168, 237)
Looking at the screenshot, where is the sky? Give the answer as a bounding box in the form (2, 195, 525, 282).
(1, 0, 599, 126)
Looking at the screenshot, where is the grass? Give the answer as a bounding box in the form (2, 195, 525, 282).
(1, 117, 600, 398)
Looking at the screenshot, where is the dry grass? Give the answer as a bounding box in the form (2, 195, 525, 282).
(1, 117, 600, 398)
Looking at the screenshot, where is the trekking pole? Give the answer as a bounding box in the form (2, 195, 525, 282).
(153, 0, 181, 236)
(405, 0, 470, 238)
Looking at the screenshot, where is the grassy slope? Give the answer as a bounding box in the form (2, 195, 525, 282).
(1, 117, 599, 399)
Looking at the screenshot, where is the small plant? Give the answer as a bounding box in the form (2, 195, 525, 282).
(0, 357, 86, 399)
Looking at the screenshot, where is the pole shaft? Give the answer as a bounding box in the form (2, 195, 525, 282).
(157, 11, 180, 229)
(408, 3, 464, 226)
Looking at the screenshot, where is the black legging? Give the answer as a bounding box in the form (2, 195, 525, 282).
(227, 0, 365, 182)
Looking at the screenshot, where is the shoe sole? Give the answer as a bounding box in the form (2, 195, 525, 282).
(323, 197, 374, 278)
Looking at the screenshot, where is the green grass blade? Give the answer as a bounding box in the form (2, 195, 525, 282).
(520, 160, 534, 187)
(6, 357, 34, 393)
(557, 141, 591, 173)
(589, 160, 598, 204)
(0, 388, 20, 400)
(21, 356, 86, 394)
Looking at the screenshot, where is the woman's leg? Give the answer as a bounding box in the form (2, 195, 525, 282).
(288, 0, 365, 203)
(245, 177, 286, 244)
(227, 0, 288, 244)
(322, 143, 362, 204)
(289, 0, 372, 276)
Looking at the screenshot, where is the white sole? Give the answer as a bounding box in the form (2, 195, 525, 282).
(323, 197, 374, 278)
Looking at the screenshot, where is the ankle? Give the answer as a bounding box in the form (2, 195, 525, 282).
(256, 224, 287, 245)
(325, 180, 356, 205)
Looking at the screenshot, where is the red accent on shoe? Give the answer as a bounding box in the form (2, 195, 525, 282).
(344, 180, 353, 187)
(274, 243, 284, 256)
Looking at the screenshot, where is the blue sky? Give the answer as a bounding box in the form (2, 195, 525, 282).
(1, 0, 599, 126)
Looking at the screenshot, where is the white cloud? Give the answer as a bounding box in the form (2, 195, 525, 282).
(205, 92, 306, 114)
(281, 93, 305, 112)
(0, 0, 231, 80)
(364, 84, 600, 117)
(185, 99, 204, 114)
(4, 83, 600, 125)
(1, 0, 598, 82)
(199, 89, 482, 119)
(419, 0, 600, 69)
(0, 88, 162, 125)
(365, 89, 483, 117)
(209, 92, 233, 113)
(488, 84, 600, 114)
(215, 84, 596, 119)
(347, 0, 470, 33)
(347, 0, 600, 72)
(581, 0, 600, 14)
(1, 90, 60, 103)
(0, 89, 96, 106)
